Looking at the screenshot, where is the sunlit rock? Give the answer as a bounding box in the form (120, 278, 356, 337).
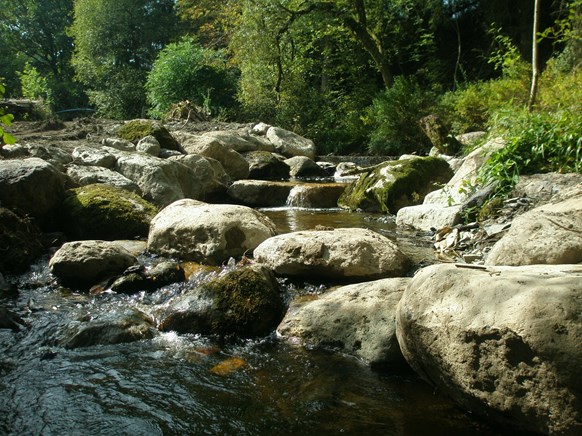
(49, 240, 137, 286)
(486, 191, 582, 266)
(147, 199, 277, 265)
(254, 228, 409, 280)
(396, 263, 582, 435)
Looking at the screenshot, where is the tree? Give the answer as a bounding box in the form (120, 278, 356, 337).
(529, 0, 542, 109)
(69, 0, 179, 118)
(0, 0, 83, 108)
(146, 38, 238, 119)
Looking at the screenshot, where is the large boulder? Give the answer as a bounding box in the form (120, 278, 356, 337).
(147, 199, 277, 265)
(396, 263, 582, 435)
(486, 192, 582, 266)
(49, 240, 137, 287)
(254, 228, 410, 280)
(227, 180, 294, 207)
(278, 277, 410, 367)
(339, 157, 453, 214)
(105, 148, 223, 206)
(61, 184, 158, 240)
(65, 164, 141, 194)
(159, 264, 285, 337)
(181, 134, 249, 180)
(0, 207, 44, 274)
(0, 157, 65, 229)
(266, 126, 317, 160)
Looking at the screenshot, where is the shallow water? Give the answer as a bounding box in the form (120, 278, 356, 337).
(0, 208, 504, 435)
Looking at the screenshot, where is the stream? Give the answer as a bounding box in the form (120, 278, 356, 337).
(0, 206, 505, 435)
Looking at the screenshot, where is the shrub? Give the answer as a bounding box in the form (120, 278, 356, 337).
(0, 82, 16, 146)
(365, 76, 437, 156)
(146, 38, 238, 119)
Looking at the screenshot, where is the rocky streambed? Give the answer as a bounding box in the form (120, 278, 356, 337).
(1, 118, 581, 435)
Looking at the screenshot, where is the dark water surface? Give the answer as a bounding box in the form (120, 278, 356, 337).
(0, 208, 503, 435)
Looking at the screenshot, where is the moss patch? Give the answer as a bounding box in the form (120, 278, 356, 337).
(117, 119, 180, 151)
(338, 157, 453, 213)
(63, 183, 158, 240)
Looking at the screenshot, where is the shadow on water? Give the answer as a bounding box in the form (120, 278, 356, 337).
(0, 209, 520, 435)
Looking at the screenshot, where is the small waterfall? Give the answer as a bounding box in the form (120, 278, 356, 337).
(286, 185, 310, 207)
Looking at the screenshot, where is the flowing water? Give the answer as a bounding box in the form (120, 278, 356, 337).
(0, 206, 506, 435)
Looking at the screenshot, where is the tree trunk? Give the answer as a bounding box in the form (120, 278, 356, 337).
(528, 0, 541, 110)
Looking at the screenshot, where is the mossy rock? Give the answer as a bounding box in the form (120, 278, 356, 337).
(63, 184, 158, 240)
(117, 119, 181, 151)
(0, 207, 44, 274)
(160, 265, 286, 338)
(338, 157, 453, 214)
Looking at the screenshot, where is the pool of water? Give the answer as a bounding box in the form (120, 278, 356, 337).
(0, 208, 505, 435)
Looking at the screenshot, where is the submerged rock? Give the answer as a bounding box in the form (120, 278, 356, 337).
(62, 183, 157, 240)
(396, 263, 582, 435)
(254, 228, 410, 280)
(63, 308, 157, 348)
(159, 264, 285, 337)
(338, 157, 452, 213)
(278, 277, 410, 367)
(49, 240, 137, 287)
(147, 199, 277, 265)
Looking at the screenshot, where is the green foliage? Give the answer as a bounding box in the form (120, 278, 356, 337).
(146, 38, 238, 119)
(365, 76, 437, 155)
(0, 0, 84, 110)
(18, 63, 53, 103)
(0, 83, 16, 146)
(70, 0, 178, 119)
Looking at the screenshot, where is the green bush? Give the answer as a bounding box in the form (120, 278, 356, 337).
(0, 82, 16, 146)
(365, 76, 437, 156)
(146, 38, 238, 119)
(480, 108, 581, 199)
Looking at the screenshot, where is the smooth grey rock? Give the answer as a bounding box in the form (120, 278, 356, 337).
(396, 204, 462, 231)
(102, 137, 135, 151)
(202, 130, 274, 153)
(227, 180, 294, 207)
